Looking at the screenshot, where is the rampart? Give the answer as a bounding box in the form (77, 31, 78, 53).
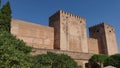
(88, 38, 99, 54)
(11, 19, 54, 49)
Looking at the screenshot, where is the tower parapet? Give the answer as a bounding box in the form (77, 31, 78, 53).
(49, 10, 86, 24)
(59, 10, 86, 21)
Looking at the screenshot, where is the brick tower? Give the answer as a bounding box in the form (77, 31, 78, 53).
(89, 23, 118, 55)
(49, 10, 88, 53)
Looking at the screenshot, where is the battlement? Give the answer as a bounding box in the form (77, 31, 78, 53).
(89, 22, 114, 29)
(49, 10, 86, 21)
(89, 22, 115, 33)
(103, 23, 114, 28)
(89, 23, 104, 29)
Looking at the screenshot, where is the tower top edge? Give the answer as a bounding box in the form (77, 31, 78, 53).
(89, 22, 114, 29)
(49, 10, 86, 21)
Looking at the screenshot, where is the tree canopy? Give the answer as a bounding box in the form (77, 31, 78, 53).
(0, 28, 32, 68)
(104, 54, 120, 68)
(89, 54, 120, 68)
(33, 52, 78, 68)
(89, 54, 108, 68)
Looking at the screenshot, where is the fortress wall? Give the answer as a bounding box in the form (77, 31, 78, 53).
(11, 19, 54, 49)
(88, 38, 99, 54)
(60, 10, 88, 52)
(60, 10, 88, 53)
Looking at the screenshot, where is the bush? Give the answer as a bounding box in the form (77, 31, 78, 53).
(32, 52, 78, 68)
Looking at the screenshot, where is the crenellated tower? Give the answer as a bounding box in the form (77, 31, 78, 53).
(89, 23, 118, 55)
(49, 10, 88, 53)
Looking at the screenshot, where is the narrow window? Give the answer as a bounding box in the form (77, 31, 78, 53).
(80, 21, 82, 23)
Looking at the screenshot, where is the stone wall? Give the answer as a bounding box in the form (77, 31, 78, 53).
(60, 10, 88, 53)
(11, 19, 54, 49)
(88, 38, 99, 54)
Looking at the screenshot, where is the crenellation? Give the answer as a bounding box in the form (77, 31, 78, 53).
(58, 10, 86, 21)
(89, 23, 102, 29)
(103, 22, 114, 27)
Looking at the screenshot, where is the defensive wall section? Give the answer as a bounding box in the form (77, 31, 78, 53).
(11, 19, 54, 49)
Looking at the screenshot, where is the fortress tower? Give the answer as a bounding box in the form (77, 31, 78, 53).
(49, 10, 88, 53)
(89, 23, 118, 55)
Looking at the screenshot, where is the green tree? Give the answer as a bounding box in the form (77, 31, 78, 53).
(0, 30, 32, 68)
(33, 52, 78, 68)
(104, 54, 120, 68)
(110, 54, 120, 68)
(0, 1, 32, 67)
(33, 54, 52, 68)
(104, 56, 115, 67)
(89, 54, 108, 68)
(0, 1, 11, 32)
(51, 53, 78, 68)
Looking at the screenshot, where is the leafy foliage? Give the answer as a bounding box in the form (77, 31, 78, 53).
(89, 54, 108, 68)
(51, 53, 78, 68)
(33, 54, 52, 68)
(0, 1, 11, 32)
(89, 54, 120, 68)
(33, 52, 78, 68)
(104, 54, 120, 68)
(90, 54, 108, 63)
(0, 1, 32, 68)
(0, 30, 32, 68)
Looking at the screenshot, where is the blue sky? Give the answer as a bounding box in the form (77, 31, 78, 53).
(2, 0, 120, 52)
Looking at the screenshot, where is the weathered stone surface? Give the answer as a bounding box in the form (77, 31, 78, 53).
(89, 23, 118, 55)
(104, 24, 118, 55)
(49, 10, 88, 53)
(11, 19, 54, 49)
(88, 38, 99, 54)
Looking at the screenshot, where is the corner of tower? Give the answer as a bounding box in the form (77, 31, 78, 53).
(99, 22, 115, 32)
(49, 10, 61, 27)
